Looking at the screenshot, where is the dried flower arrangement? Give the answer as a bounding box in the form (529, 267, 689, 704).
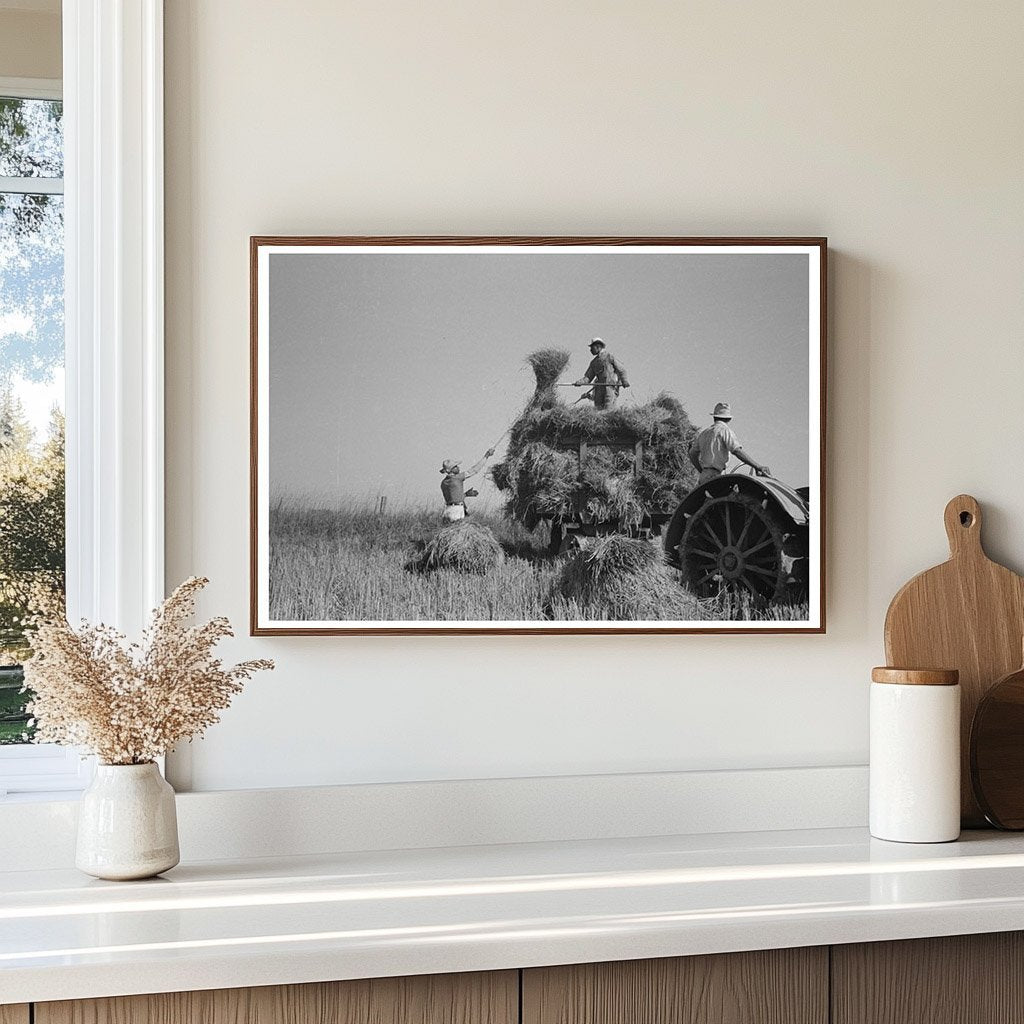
(23, 577, 273, 765)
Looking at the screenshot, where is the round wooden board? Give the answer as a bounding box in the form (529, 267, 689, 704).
(971, 665, 1024, 829)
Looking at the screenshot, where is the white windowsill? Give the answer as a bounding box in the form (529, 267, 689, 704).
(0, 789, 85, 804)
(0, 745, 94, 798)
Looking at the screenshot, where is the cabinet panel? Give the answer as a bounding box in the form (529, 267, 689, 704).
(36, 971, 517, 1024)
(0, 1007, 29, 1024)
(523, 948, 828, 1024)
(833, 932, 1024, 1024)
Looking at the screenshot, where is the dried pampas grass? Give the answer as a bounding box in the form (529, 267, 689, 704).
(23, 577, 273, 765)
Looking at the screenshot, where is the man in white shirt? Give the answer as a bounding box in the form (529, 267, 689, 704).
(688, 403, 772, 485)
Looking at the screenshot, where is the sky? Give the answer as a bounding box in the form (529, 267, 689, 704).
(268, 250, 812, 510)
(1, 98, 65, 444)
(0, 309, 61, 437)
(1, 277, 64, 444)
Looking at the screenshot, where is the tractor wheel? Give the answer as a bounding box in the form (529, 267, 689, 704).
(680, 493, 791, 603)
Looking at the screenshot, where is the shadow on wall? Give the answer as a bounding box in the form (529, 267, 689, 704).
(828, 249, 874, 637)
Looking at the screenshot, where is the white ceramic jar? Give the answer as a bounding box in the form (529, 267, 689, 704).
(870, 667, 961, 843)
(76, 762, 180, 880)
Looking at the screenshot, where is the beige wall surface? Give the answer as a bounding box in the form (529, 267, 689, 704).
(0, 9, 60, 81)
(164, 0, 1024, 791)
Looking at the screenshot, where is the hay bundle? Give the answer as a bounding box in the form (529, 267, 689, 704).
(552, 536, 690, 618)
(496, 442, 578, 525)
(527, 348, 571, 405)
(577, 446, 646, 526)
(492, 350, 698, 527)
(410, 520, 504, 574)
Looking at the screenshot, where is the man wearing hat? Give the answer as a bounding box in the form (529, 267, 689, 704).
(439, 448, 495, 522)
(574, 337, 629, 410)
(688, 403, 772, 486)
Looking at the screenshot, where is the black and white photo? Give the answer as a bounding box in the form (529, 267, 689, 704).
(251, 238, 825, 634)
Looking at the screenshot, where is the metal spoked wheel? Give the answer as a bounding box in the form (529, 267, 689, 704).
(680, 493, 788, 602)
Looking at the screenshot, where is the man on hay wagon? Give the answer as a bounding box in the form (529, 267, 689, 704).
(439, 447, 495, 522)
(688, 402, 772, 486)
(574, 337, 630, 410)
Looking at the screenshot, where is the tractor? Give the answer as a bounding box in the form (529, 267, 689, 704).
(531, 432, 810, 605)
(663, 469, 810, 603)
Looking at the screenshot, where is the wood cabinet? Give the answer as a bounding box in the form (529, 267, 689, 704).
(34, 972, 517, 1024)
(832, 932, 1024, 1024)
(522, 948, 828, 1024)
(14, 933, 1024, 1024)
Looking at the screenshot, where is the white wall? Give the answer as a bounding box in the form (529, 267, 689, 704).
(164, 0, 1024, 792)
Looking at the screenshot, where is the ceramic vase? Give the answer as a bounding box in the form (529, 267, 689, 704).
(76, 762, 180, 880)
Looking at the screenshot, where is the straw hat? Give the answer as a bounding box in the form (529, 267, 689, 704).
(440, 459, 460, 473)
(711, 402, 732, 418)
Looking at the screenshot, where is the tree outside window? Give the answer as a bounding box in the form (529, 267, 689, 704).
(0, 94, 65, 744)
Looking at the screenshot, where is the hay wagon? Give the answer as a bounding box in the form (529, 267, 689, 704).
(544, 433, 675, 555)
(663, 471, 810, 603)
(491, 348, 810, 606)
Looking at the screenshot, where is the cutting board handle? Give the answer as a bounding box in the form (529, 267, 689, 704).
(944, 494, 983, 559)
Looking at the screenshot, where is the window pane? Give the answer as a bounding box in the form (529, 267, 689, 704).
(0, 98, 63, 179)
(0, 664, 28, 743)
(0, 188, 65, 745)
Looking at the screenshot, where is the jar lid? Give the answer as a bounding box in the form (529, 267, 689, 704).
(871, 667, 959, 686)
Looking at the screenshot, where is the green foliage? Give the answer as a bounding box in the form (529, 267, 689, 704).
(0, 392, 65, 671)
(0, 664, 29, 743)
(0, 97, 63, 178)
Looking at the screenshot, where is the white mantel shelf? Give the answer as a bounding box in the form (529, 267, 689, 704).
(4, 827, 1024, 1004)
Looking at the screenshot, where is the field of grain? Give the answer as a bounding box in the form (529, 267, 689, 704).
(269, 500, 809, 624)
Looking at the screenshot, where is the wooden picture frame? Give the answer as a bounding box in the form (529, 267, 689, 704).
(251, 236, 826, 635)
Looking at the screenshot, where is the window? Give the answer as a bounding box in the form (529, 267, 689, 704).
(0, 80, 81, 795)
(0, 4, 166, 798)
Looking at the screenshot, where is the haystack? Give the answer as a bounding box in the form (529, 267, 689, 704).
(490, 349, 698, 528)
(409, 520, 504, 574)
(552, 535, 692, 619)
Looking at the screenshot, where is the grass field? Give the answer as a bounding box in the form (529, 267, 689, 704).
(269, 500, 809, 624)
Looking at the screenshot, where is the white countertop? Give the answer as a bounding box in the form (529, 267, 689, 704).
(4, 826, 1024, 1004)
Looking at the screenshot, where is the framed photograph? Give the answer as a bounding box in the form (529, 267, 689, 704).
(251, 236, 826, 635)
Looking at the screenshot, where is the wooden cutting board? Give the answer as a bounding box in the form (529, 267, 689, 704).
(884, 494, 1024, 826)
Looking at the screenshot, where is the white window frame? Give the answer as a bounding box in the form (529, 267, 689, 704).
(0, 76, 64, 193)
(0, 0, 165, 797)
(0, 74, 84, 795)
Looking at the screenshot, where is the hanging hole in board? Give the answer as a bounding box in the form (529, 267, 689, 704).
(960, 511, 973, 527)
